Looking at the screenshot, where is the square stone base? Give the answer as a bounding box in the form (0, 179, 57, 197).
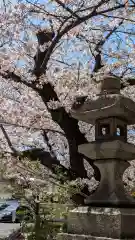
(57, 233, 129, 240)
(65, 207, 135, 239)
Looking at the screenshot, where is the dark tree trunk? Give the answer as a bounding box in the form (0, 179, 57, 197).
(38, 83, 101, 181)
(38, 83, 88, 178)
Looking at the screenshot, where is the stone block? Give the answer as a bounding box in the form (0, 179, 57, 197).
(57, 233, 126, 240)
(78, 141, 135, 161)
(66, 207, 135, 239)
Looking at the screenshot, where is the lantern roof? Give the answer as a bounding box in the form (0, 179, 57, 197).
(71, 75, 135, 125)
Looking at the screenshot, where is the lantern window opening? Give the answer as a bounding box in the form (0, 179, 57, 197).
(100, 124, 110, 136)
(116, 125, 125, 137)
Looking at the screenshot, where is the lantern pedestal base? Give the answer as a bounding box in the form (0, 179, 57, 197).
(57, 207, 135, 239)
(83, 159, 135, 206)
(57, 233, 133, 240)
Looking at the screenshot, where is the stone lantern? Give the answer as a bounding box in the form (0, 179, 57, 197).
(57, 75, 135, 240)
(71, 74, 135, 207)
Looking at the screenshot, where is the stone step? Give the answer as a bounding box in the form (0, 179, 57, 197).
(66, 206, 135, 239)
(57, 233, 122, 240)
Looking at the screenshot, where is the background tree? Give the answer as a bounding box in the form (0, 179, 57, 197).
(0, 154, 85, 239)
(0, 0, 135, 202)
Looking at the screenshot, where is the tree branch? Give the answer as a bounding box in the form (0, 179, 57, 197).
(42, 130, 56, 157)
(92, 19, 124, 74)
(0, 124, 17, 154)
(34, 1, 130, 77)
(54, 0, 80, 19)
(121, 78, 135, 89)
(0, 120, 65, 136)
(0, 71, 89, 179)
(0, 70, 37, 91)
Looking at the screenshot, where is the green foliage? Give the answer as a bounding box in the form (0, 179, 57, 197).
(0, 158, 81, 239)
(131, 192, 135, 198)
(20, 201, 72, 239)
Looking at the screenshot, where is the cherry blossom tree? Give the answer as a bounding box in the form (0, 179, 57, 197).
(0, 0, 135, 202)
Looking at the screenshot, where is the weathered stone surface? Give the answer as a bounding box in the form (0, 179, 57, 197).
(78, 140, 135, 161)
(100, 75, 121, 94)
(95, 117, 127, 142)
(66, 207, 135, 239)
(71, 94, 135, 125)
(71, 74, 135, 125)
(69, 74, 135, 240)
(0, 223, 21, 239)
(57, 233, 132, 240)
(83, 160, 135, 206)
